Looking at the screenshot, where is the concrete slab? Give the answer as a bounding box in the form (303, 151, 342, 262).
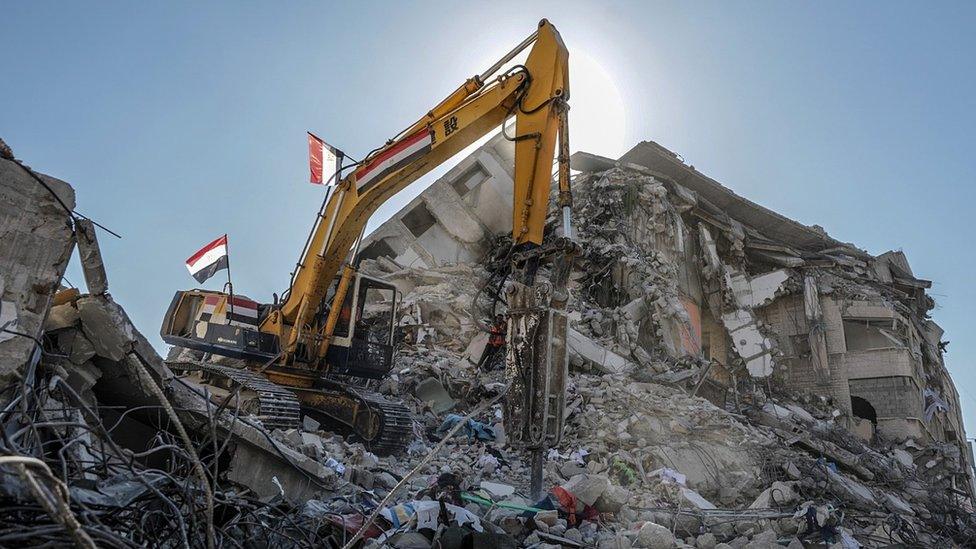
(567, 327, 635, 374)
(730, 270, 790, 309)
(0, 157, 76, 380)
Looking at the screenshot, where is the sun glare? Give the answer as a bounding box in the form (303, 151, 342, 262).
(568, 50, 628, 158)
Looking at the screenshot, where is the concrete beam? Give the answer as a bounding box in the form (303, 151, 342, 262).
(75, 219, 108, 295)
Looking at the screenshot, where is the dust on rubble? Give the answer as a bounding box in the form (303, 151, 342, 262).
(2, 149, 975, 548)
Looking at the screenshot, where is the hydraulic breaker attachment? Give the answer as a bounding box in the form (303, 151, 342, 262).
(504, 280, 569, 452)
(503, 236, 578, 498)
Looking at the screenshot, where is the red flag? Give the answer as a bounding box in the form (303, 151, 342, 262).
(308, 132, 339, 185)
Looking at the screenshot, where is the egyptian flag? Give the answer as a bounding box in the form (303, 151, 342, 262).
(353, 128, 432, 194)
(199, 294, 260, 327)
(185, 235, 229, 283)
(308, 132, 339, 185)
(226, 296, 260, 327)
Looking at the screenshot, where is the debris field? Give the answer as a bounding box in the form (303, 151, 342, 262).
(1, 134, 974, 548)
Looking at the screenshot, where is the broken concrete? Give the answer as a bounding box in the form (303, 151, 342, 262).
(4, 134, 976, 547)
(74, 218, 108, 295)
(0, 153, 75, 380)
(569, 142, 972, 485)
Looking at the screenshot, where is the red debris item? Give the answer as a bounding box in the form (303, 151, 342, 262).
(325, 513, 383, 540)
(550, 486, 599, 526)
(551, 486, 579, 525)
(488, 320, 507, 346)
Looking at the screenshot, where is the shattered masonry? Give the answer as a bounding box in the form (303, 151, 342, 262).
(2, 132, 976, 547)
(367, 134, 971, 458)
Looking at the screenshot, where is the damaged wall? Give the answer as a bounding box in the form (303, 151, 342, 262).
(358, 131, 516, 269)
(0, 153, 76, 380)
(569, 142, 973, 496)
(357, 133, 971, 477)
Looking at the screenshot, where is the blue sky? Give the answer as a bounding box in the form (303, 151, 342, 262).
(3, 2, 975, 433)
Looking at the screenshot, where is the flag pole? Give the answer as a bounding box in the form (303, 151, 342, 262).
(335, 150, 344, 191)
(223, 234, 234, 323)
(319, 151, 346, 262)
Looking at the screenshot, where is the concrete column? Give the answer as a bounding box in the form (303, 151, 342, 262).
(803, 274, 831, 386)
(76, 218, 108, 295)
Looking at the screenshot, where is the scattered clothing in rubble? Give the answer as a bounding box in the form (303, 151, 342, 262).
(377, 500, 483, 535)
(436, 414, 496, 441)
(5, 141, 976, 549)
(417, 472, 464, 505)
(534, 485, 600, 526)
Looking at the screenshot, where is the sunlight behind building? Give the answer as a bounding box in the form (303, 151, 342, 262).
(568, 50, 628, 158)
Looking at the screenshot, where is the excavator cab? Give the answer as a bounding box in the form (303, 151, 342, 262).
(160, 271, 399, 379)
(321, 273, 398, 378)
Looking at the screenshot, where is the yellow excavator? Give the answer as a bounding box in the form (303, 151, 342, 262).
(161, 19, 575, 457)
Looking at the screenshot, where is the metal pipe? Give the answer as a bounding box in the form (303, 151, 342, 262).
(478, 30, 539, 83)
(557, 103, 573, 238)
(529, 449, 544, 501)
(350, 224, 367, 265)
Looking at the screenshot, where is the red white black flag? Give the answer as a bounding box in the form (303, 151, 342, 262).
(185, 235, 229, 283)
(308, 132, 339, 185)
(353, 129, 432, 193)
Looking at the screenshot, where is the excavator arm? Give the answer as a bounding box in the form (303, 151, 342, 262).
(160, 19, 575, 465)
(261, 19, 572, 365)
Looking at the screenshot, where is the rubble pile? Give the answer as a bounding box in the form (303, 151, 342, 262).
(2, 137, 976, 548)
(0, 322, 333, 547)
(365, 261, 487, 352)
(569, 167, 694, 370)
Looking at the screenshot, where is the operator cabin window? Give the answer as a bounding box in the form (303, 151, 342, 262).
(401, 203, 437, 238)
(354, 283, 395, 345)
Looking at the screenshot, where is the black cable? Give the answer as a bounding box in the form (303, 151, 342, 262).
(74, 211, 122, 239)
(9, 159, 74, 219)
(8, 152, 124, 244)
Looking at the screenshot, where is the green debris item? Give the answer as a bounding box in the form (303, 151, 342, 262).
(611, 456, 639, 486)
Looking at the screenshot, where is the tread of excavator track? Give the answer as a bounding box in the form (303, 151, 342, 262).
(168, 360, 414, 454)
(343, 385, 414, 454)
(167, 361, 302, 431)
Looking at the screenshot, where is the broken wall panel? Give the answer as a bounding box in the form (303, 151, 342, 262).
(357, 132, 516, 270)
(569, 142, 971, 474)
(0, 156, 76, 381)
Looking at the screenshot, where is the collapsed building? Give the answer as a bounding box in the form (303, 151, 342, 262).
(361, 133, 972, 470)
(2, 133, 975, 548)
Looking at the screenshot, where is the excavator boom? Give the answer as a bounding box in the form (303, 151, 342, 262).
(263, 19, 570, 364)
(161, 20, 575, 461)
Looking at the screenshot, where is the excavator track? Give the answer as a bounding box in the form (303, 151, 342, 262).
(168, 359, 414, 454)
(167, 361, 302, 431)
(345, 386, 414, 455)
(296, 381, 414, 455)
